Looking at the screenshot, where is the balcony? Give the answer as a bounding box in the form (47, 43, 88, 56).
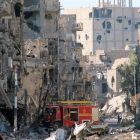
(23, 5, 40, 12)
(45, 6, 59, 12)
(72, 42, 83, 49)
(45, 32, 58, 39)
(72, 23, 83, 31)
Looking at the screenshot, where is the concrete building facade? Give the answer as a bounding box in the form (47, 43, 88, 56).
(59, 15, 94, 101)
(63, 0, 140, 55)
(86, 49, 132, 107)
(23, 0, 60, 39)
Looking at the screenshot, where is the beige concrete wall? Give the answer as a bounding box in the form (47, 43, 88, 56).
(107, 58, 129, 94)
(63, 8, 93, 55)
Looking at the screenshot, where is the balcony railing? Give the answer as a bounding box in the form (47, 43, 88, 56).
(23, 5, 39, 12)
(72, 42, 83, 49)
(45, 32, 58, 39)
(45, 6, 59, 12)
(72, 23, 83, 31)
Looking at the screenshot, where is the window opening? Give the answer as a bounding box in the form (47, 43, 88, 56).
(70, 108, 78, 121)
(15, 3, 21, 17)
(89, 12, 92, 18)
(102, 83, 108, 93)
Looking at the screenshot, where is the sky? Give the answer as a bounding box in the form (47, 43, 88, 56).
(60, 0, 140, 9)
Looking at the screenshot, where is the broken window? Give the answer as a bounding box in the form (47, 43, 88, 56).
(78, 34, 80, 39)
(100, 8, 106, 18)
(2, 19, 5, 24)
(27, 23, 40, 33)
(96, 35, 102, 44)
(89, 12, 92, 18)
(24, 12, 41, 33)
(94, 9, 99, 18)
(79, 67, 83, 73)
(70, 108, 78, 121)
(128, 20, 131, 26)
(106, 9, 112, 18)
(135, 22, 140, 29)
(24, 12, 33, 19)
(45, 14, 52, 20)
(107, 21, 111, 29)
(102, 21, 111, 29)
(116, 16, 123, 23)
(102, 83, 108, 94)
(102, 21, 105, 29)
(94, 8, 112, 18)
(24, 0, 39, 7)
(111, 76, 115, 87)
(15, 3, 21, 17)
(106, 30, 110, 34)
(93, 76, 96, 83)
(85, 34, 89, 40)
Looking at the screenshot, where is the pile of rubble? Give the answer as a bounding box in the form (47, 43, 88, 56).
(45, 122, 140, 140)
(46, 122, 108, 140)
(0, 126, 49, 140)
(0, 119, 140, 140)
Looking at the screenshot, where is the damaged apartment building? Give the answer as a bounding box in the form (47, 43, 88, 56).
(63, 0, 140, 55)
(0, 0, 61, 127)
(0, 0, 96, 128)
(59, 15, 94, 101)
(0, 0, 24, 125)
(23, 0, 60, 106)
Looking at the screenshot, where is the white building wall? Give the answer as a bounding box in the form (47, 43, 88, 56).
(63, 8, 93, 55)
(63, 7, 140, 55)
(93, 7, 139, 53)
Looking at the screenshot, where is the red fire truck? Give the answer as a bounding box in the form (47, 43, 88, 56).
(42, 101, 99, 130)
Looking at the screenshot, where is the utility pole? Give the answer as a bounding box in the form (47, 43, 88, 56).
(57, 6, 60, 101)
(14, 66, 18, 133)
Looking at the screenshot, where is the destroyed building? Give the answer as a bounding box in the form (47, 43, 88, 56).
(0, 0, 61, 127)
(0, 0, 98, 130)
(63, 0, 140, 55)
(59, 15, 94, 101)
(86, 49, 133, 108)
(22, 0, 61, 123)
(0, 0, 24, 126)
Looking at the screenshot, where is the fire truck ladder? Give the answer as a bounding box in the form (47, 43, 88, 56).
(57, 101, 93, 104)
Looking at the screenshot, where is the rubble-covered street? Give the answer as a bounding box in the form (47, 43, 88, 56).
(0, 0, 140, 139)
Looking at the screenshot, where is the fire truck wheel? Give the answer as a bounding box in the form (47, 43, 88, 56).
(53, 122, 62, 130)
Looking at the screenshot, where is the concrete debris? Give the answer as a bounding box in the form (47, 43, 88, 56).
(73, 123, 87, 135)
(102, 95, 126, 115)
(45, 127, 71, 140)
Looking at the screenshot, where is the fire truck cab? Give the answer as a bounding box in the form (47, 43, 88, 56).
(43, 101, 99, 130)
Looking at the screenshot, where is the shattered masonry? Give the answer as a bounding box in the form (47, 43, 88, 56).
(0, 0, 95, 127)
